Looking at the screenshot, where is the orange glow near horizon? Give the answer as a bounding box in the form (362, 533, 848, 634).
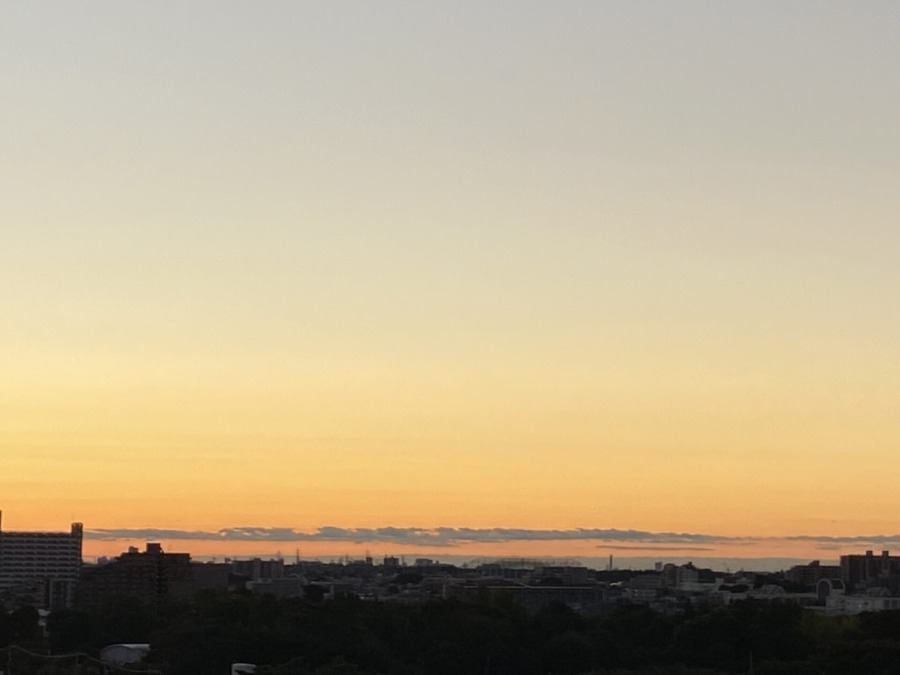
(77, 537, 867, 567)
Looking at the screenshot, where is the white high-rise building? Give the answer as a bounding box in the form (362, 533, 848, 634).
(0, 513, 83, 609)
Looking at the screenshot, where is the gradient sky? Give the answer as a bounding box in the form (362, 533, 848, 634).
(3, 2, 900, 562)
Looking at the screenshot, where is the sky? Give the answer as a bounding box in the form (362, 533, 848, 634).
(2, 1, 900, 564)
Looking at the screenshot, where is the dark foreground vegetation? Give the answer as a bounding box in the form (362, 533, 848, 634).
(8, 592, 900, 674)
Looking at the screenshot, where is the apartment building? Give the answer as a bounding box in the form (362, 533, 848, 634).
(0, 514, 83, 609)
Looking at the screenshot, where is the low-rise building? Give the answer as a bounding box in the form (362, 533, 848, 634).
(78, 543, 193, 609)
(786, 560, 842, 588)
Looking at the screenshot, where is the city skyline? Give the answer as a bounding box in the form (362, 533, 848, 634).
(10, 515, 900, 565)
(3, 2, 900, 563)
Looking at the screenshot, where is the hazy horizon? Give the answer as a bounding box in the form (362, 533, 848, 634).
(85, 550, 825, 575)
(12, 518, 900, 567)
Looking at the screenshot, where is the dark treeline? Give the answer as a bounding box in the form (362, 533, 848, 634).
(12, 591, 900, 675)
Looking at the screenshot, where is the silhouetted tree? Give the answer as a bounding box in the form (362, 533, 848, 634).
(47, 608, 95, 653)
(9, 605, 39, 643)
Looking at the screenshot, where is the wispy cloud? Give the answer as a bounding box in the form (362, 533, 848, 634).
(85, 526, 745, 547)
(783, 535, 900, 551)
(83, 526, 900, 552)
(598, 545, 717, 552)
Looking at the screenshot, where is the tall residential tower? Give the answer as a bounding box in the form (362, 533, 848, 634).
(0, 512, 83, 609)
